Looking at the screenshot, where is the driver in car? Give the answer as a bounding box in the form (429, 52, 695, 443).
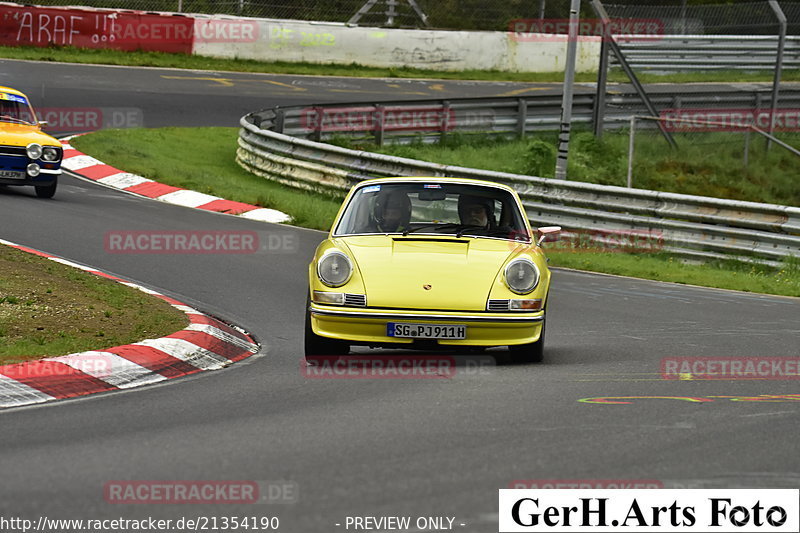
(372, 190, 412, 233)
(458, 195, 495, 229)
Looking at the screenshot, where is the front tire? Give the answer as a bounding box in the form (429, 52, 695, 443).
(304, 297, 349, 356)
(508, 315, 545, 363)
(35, 177, 57, 199)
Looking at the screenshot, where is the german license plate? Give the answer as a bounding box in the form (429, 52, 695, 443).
(387, 323, 466, 339)
(0, 170, 25, 179)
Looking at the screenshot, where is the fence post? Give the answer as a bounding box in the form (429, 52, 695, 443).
(767, 0, 787, 152)
(592, 34, 610, 139)
(374, 105, 385, 146)
(517, 98, 528, 138)
(743, 128, 751, 168)
(555, 0, 581, 180)
(440, 101, 451, 143)
(274, 109, 285, 134)
(627, 116, 636, 188)
(590, 0, 677, 149)
(313, 107, 323, 142)
(386, 0, 398, 26)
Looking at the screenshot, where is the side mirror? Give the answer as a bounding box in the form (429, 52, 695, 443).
(38, 121, 48, 128)
(536, 226, 561, 246)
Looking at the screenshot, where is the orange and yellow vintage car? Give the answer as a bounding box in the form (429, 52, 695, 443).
(0, 86, 62, 198)
(306, 177, 560, 362)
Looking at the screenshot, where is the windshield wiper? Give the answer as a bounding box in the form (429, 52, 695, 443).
(0, 115, 33, 125)
(457, 227, 528, 240)
(403, 223, 465, 236)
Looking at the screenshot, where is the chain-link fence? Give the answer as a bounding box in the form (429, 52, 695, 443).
(26, 0, 571, 30)
(586, 1, 800, 204)
(24, 0, 800, 32)
(600, 114, 800, 206)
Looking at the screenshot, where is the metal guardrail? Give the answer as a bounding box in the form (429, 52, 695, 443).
(254, 89, 800, 145)
(614, 35, 800, 72)
(238, 91, 800, 266)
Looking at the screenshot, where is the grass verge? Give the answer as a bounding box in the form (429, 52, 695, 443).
(345, 132, 800, 207)
(70, 127, 342, 230)
(548, 251, 800, 297)
(2, 44, 800, 84)
(71, 127, 800, 298)
(0, 245, 188, 364)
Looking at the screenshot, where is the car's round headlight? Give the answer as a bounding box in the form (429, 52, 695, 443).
(26, 143, 43, 160)
(42, 146, 60, 162)
(504, 258, 539, 294)
(27, 163, 41, 177)
(317, 251, 353, 287)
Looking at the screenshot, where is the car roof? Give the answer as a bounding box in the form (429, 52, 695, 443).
(0, 86, 28, 98)
(354, 176, 517, 194)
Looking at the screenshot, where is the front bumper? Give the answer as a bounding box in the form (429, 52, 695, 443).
(0, 169, 59, 187)
(309, 303, 544, 347)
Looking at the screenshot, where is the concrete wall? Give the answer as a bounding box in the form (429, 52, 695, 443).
(0, 2, 600, 73)
(192, 16, 601, 73)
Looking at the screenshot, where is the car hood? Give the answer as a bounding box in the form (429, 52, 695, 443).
(339, 235, 517, 311)
(0, 123, 57, 147)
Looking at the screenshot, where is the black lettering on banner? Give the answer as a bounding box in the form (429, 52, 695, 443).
(511, 498, 538, 527)
(581, 498, 608, 526)
(710, 498, 730, 527)
(621, 498, 647, 527)
(682, 504, 697, 526)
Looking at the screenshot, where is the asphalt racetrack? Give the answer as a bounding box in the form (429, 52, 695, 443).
(1, 59, 799, 532)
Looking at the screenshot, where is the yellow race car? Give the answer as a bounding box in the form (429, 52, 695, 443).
(306, 177, 560, 362)
(0, 86, 62, 198)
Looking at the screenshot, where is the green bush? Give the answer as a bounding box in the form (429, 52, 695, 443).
(523, 139, 556, 177)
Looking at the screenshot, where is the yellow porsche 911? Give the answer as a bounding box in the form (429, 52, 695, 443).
(306, 177, 560, 362)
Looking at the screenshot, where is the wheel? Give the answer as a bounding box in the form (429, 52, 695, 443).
(34, 178, 57, 199)
(304, 297, 349, 357)
(508, 315, 545, 363)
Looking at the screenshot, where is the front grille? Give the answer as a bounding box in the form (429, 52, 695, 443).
(487, 299, 510, 311)
(344, 294, 367, 307)
(0, 146, 26, 157)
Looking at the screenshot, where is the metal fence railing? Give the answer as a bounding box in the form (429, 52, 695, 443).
(252, 88, 800, 145)
(613, 35, 800, 72)
(237, 93, 800, 267)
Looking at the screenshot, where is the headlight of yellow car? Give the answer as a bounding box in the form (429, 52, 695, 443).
(26, 143, 43, 160)
(504, 258, 540, 295)
(42, 146, 60, 162)
(317, 250, 353, 287)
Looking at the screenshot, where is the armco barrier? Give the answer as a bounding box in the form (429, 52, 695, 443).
(255, 89, 800, 145)
(614, 34, 800, 73)
(237, 96, 800, 267)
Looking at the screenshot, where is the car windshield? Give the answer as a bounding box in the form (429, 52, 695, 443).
(334, 182, 530, 241)
(0, 92, 36, 125)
